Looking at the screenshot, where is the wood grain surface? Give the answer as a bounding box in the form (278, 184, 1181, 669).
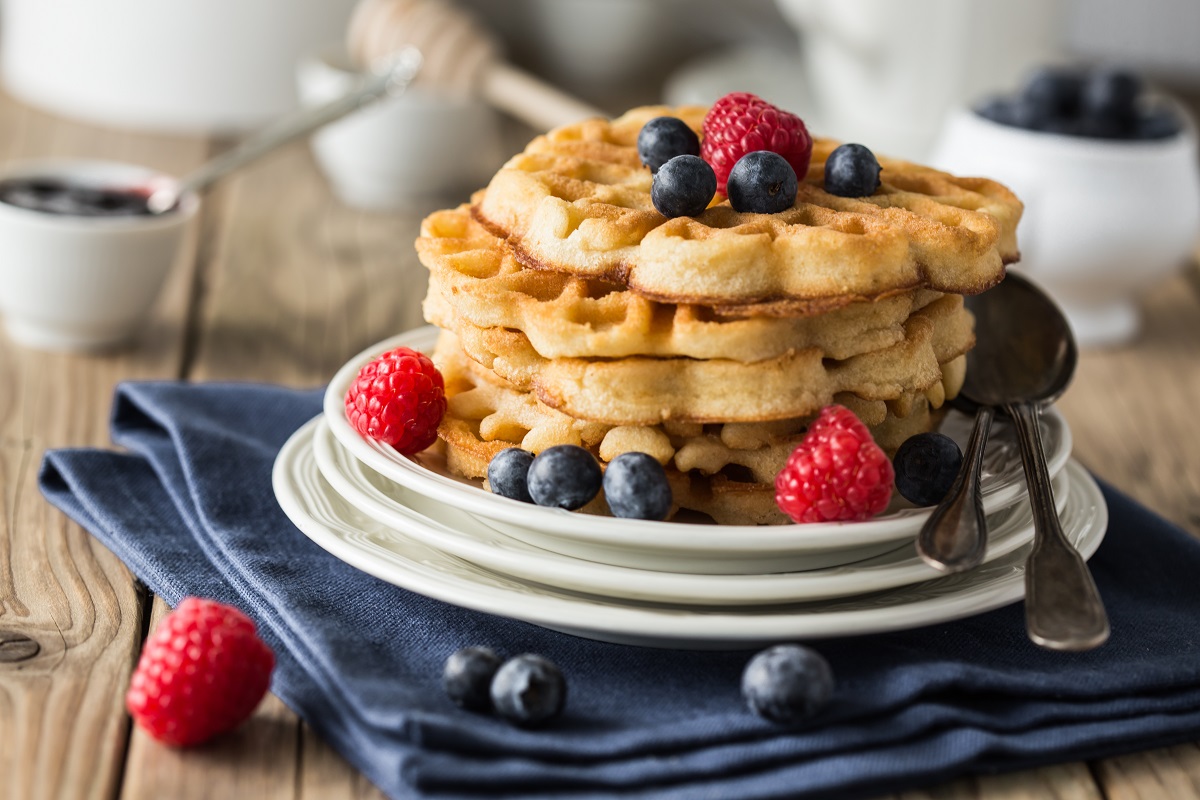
(0, 88, 1197, 800)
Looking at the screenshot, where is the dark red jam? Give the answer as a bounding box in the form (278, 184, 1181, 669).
(0, 178, 154, 217)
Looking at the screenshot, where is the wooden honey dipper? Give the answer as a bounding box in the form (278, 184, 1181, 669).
(347, 0, 605, 131)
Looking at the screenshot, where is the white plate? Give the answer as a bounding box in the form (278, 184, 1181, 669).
(275, 418, 1108, 649)
(311, 418, 1069, 606)
(323, 328, 1073, 574)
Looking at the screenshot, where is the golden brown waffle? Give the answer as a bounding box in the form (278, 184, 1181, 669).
(426, 290, 974, 426)
(433, 333, 957, 524)
(418, 204, 946, 362)
(475, 105, 1022, 315)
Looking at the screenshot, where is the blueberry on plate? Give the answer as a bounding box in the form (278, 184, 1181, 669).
(892, 432, 963, 507)
(526, 444, 603, 510)
(637, 116, 701, 173)
(490, 654, 567, 727)
(741, 644, 834, 724)
(603, 452, 672, 521)
(651, 155, 716, 218)
(727, 150, 797, 213)
(487, 447, 535, 503)
(823, 143, 881, 198)
(443, 646, 503, 711)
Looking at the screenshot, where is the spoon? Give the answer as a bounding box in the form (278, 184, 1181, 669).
(145, 47, 422, 214)
(924, 271, 1109, 650)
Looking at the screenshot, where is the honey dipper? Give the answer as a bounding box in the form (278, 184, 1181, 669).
(347, 0, 605, 131)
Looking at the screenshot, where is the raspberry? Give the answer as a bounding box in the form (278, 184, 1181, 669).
(345, 347, 446, 454)
(775, 405, 893, 523)
(701, 92, 813, 196)
(126, 598, 275, 747)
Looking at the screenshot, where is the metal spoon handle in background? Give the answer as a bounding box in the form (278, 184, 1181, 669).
(1008, 400, 1110, 651)
(147, 47, 423, 214)
(917, 405, 993, 572)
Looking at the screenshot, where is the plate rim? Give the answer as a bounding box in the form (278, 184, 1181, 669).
(274, 417, 1108, 648)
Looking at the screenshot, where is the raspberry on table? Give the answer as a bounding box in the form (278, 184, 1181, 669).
(344, 347, 446, 455)
(126, 597, 275, 747)
(700, 92, 813, 195)
(774, 405, 894, 523)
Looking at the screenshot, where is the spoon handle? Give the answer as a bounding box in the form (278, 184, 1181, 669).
(917, 405, 993, 572)
(148, 48, 422, 213)
(1008, 401, 1109, 651)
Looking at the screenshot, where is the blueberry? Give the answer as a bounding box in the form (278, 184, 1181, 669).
(1137, 106, 1183, 140)
(637, 116, 700, 173)
(603, 452, 672, 521)
(822, 143, 881, 198)
(526, 445, 602, 510)
(1081, 68, 1142, 136)
(1021, 67, 1085, 123)
(741, 644, 834, 724)
(727, 151, 798, 213)
(892, 432, 963, 507)
(442, 646, 503, 711)
(490, 654, 566, 727)
(487, 447, 535, 504)
(651, 155, 716, 218)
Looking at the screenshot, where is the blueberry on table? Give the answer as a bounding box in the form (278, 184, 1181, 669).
(727, 150, 798, 213)
(741, 644, 834, 724)
(603, 452, 672, 521)
(487, 447, 535, 503)
(892, 432, 963, 507)
(490, 654, 566, 727)
(822, 143, 881, 198)
(651, 155, 716, 218)
(526, 445, 603, 510)
(637, 116, 701, 173)
(442, 646, 503, 711)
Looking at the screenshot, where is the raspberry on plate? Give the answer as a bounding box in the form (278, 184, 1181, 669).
(126, 597, 275, 747)
(345, 347, 446, 454)
(700, 92, 813, 196)
(774, 405, 894, 523)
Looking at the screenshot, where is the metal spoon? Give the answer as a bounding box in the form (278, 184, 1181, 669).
(939, 272, 1108, 650)
(145, 47, 422, 214)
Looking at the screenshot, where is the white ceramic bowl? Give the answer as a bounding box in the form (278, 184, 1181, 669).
(930, 106, 1200, 346)
(296, 45, 505, 211)
(0, 160, 198, 352)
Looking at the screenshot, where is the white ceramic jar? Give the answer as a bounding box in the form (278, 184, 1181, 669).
(0, 160, 198, 351)
(930, 107, 1200, 346)
(1, 0, 357, 132)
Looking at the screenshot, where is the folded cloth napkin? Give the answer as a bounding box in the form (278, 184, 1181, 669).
(38, 382, 1200, 800)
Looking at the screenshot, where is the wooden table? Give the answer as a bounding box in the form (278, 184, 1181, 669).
(2, 89, 1198, 800)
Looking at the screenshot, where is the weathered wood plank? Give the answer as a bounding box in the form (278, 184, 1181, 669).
(0, 92, 209, 800)
(1095, 742, 1200, 800)
(119, 139, 431, 799)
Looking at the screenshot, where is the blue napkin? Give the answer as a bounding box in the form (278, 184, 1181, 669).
(39, 382, 1200, 800)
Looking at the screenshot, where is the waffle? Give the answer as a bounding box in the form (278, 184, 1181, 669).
(418, 203, 945, 362)
(425, 288, 974, 425)
(475, 105, 1022, 315)
(433, 333, 957, 525)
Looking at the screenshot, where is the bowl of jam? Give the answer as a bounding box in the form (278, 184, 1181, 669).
(0, 159, 198, 352)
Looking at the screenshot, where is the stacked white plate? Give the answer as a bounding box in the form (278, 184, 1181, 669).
(273, 329, 1109, 649)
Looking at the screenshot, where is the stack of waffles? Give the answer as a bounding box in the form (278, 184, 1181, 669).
(417, 106, 1022, 525)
